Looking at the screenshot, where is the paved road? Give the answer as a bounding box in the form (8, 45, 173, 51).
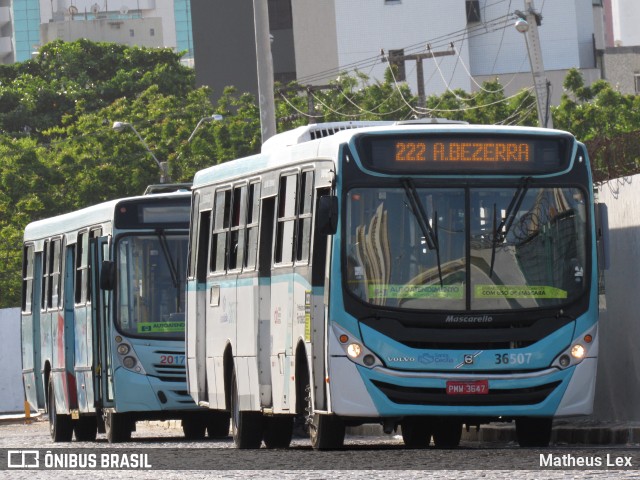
(1, 419, 639, 479)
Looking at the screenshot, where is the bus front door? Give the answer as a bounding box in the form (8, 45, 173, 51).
(91, 236, 114, 411)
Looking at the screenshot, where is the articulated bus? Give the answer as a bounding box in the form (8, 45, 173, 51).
(186, 121, 607, 449)
(22, 189, 229, 442)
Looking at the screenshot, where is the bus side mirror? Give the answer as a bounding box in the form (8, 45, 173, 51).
(100, 260, 115, 290)
(316, 196, 338, 235)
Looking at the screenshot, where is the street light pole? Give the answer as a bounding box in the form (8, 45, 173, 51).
(187, 114, 223, 143)
(112, 121, 169, 183)
(515, 0, 553, 129)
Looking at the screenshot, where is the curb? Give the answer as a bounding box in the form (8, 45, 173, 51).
(0, 413, 42, 425)
(348, 422, 640, 446)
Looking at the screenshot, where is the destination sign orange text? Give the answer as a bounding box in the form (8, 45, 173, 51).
(395, 141, 531, 163)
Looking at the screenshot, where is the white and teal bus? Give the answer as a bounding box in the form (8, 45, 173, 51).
(22, 189, 229, 443)
(186, 121, 607, 449)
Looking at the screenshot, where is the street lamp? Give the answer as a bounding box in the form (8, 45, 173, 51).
(187, 114, 223, 143)
(112, 121, 170, 183)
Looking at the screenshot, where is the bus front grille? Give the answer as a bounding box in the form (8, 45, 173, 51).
(152, 363, 186, 382)
(371, 380, 561, 407)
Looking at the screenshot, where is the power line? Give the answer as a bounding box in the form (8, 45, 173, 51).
(295, 13, 514, 85)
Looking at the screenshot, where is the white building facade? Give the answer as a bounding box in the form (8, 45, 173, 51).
(2, 0, 193, 65)
(611, 0, 640, 47)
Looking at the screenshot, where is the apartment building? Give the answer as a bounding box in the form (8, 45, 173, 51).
(2, 0, 193, 65)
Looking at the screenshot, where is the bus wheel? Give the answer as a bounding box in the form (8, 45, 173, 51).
(401, 417, 433, 448)
(263, 416, 293, 449)
(105, 411, 132, 443)
(230, 370, 263, 448)
(73, 416, 97, 442)
(516, 417, 552, 447)
(48, 383, 73, 442)
(432, 419, 462, 449)
(207, 411, 231, 439)
(309, 414, 345, 450)
(182, 417, 207, 439)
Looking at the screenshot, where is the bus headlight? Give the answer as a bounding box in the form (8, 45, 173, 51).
(122, 357, 136, 369)
(123, 356, 137, 369)
(552, 325, 597, 370)
(332, 324, 383, 369)
(571, 344, 586, 359)
(114, 337, 146, 374)
(347, 343, 362, 359)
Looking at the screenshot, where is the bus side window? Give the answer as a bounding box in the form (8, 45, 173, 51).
(197, 210, 211, 282)
(275, 173, 298, 264)
(229, 185, 247, 270)
(210, 189, 231, 273)
(22, 245, 35, 313)
(76, 231, 88, 304)
(244, 182, 261, 270)
(50, 238, 62, 308)
(296, 171, 314, 263)
(41, 240, 49, 311)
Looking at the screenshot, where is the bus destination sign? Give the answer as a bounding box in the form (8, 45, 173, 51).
(357, 133, 571, 174)
(394, 140, 531, 163)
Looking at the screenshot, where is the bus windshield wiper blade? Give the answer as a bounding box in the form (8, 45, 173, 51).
(401, 178, 443, 287)
(156, 228, 179, 290)
(489, 177, 531, 278)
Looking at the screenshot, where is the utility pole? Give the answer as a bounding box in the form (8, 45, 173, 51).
(516, 0, 553, 128)
(383, 47, 455, 109)
(278, 84, 340, 124)
(253, 0, 277, 143)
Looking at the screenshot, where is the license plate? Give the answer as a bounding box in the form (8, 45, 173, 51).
(446, 380, 489, 395)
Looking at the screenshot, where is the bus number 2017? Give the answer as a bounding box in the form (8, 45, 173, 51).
(160, 355, 185, 365)
(495, 353, 532, 365)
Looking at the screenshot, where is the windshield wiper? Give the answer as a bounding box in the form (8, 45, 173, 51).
(401, 178, 443, 287)
(489, 177, 531, 278)
(156, 228, 179, 291)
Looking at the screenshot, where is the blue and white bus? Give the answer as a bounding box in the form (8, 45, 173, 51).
(186, 121, 607, 449)
(22, 189, 229, 442)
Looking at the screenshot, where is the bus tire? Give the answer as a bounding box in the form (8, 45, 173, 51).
(105, 411, 132, 443)
(230, 370, 263, 448)
(182, 416, 207, 439)
(73, 416, 97, 442)
(401, 417, 433, 448)
(516, 417, 552, 447)
(310, 414, 345, 450)
(207, 411, 231, 439)
(48, 382, 73, 442)
(432, 419, 462, 449)
(263, 415, 293, 449)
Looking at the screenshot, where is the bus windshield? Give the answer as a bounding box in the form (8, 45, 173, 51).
(116, 233, 188, 339)
(345, 185, 587, 311)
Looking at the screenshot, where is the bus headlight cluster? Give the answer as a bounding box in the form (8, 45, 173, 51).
(334, 326, 382, 369)
(552, 327, 596, 370)
(115, 337, 145, 374)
